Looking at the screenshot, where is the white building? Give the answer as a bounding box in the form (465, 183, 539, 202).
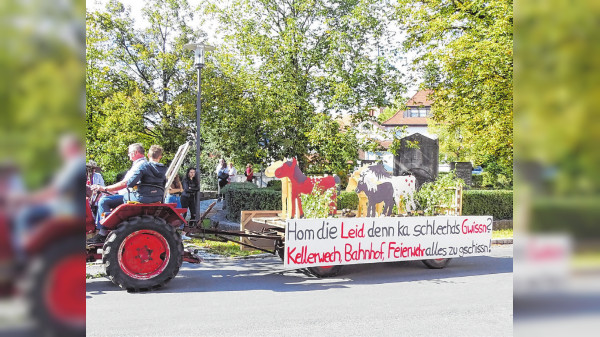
(356, 90, 438, 172)
(381, 89, 435, 139)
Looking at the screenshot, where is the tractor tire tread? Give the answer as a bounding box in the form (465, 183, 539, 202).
(102, 216, 183, 292)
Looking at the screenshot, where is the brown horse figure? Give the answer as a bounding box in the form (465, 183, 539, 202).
(355, 179, 395, 217)
(274, 158, 338, 218)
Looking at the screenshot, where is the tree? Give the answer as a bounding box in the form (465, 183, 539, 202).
(209, 0, 406, 168)
(86, 0, 202, 178)
(305, 113, 359, 175)
(1, 0, 84, 188)
(87, 0, 407, 182)
(377, 106, 399, 124)
(395, 0, 513, 180)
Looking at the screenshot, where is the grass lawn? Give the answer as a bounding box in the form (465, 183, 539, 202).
(492, 228, 513, 239)
(572, 251, 600, 269)
(189, 219, 264, 257)
(190, 237, 264, 257)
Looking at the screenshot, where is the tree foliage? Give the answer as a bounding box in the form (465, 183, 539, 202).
(86, 0, 201, 175)
(396, 0, 513, 179)
(87, 0, 406, 182)
(209, 0, 405, 168)
(515, 0, 600, 195)
(305, 113, 359, 174)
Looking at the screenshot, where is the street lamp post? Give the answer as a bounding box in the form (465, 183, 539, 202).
(184, 42, 215, 223)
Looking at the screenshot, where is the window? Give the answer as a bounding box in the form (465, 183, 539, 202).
(408, 107, 430, 117)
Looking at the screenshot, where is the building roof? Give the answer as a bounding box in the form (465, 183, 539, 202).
(406, 89, 434, 107)
(381, 89, 433, 126)
(379, 140, 392, 149)
(382, 115, 429, 126)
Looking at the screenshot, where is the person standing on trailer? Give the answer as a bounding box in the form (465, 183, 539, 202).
(181, 167, 200, 221)
(165, 174, 183, 208)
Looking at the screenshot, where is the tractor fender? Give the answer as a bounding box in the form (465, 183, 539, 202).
(99, 203, 186, 230)
(86, 198, 95, 233)
(24, 216, 81, 256)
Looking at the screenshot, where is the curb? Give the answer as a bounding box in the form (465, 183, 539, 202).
(492, 238, 513, 245)
(233, 253, 274, 260)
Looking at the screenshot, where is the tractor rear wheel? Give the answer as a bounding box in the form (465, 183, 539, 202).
(422, 258, 451, 269)
(307, 265, 343, 278)
(27, 236, 85, 337)
(102, 215, 183, 292)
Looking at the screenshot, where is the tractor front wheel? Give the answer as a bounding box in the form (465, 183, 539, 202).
(102, 215, 182, 292)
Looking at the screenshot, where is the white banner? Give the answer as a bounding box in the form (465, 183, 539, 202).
(284, 216, 493, 269)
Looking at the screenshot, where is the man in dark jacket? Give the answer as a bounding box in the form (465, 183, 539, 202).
(125, 145, 167, 203)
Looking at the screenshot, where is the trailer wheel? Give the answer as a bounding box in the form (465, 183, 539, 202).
(103, 215, 183, 292)
(27, 236, 85, 337)
(307, 265, 343, 278)
(275, 240, 285, 261)
(422, 258, 451, 269)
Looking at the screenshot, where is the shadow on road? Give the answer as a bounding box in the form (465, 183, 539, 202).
(514, 292, 600, 320)
(86, 254, 512, 296)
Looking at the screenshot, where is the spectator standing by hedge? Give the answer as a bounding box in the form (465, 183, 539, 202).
(181, 167, 200, 220)
(227, 162, 237, 182)
(244, 163, 254, 182)
(217, 160, 229, 189)
(215, 158, 225, 177)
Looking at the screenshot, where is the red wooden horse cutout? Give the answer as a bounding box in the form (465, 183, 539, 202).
(274, 158, 337, 218)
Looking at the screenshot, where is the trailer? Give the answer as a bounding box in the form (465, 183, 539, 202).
(180, 159, 492, 278)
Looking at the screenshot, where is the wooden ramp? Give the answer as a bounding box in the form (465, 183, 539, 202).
(239, 210, 284, 251)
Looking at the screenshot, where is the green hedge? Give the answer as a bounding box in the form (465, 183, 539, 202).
(471, 174, 483, 188)
(530, 197, 600, 240)
(462, 190, 513, 220)
(266, 179, 282, 191)
(221, 182, 257, 194)
(222, 184, 513, 221)
(337, 191, 359, 210)
(222, 183, 281, 222)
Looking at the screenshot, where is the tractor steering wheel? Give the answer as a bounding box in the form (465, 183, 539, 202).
(90, 189, 114, 205)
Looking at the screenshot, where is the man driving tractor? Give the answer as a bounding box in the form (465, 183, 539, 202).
(88, 144, 167, 244)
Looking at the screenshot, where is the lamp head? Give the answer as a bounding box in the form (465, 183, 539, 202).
(184, 43, 215, 67)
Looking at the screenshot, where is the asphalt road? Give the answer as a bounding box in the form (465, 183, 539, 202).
(86, 245, 513, 337)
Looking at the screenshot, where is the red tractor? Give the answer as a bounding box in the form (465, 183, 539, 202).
(85, 196, 197, 291)
(0, 203, 84, 336)
(86, 142, 201, 292)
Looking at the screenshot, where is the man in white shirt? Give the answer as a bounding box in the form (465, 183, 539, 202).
(227, 162, 237, 182)
(88, 143, 147, 243)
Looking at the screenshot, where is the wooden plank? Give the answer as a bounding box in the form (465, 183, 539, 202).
(250, 216, 286, 228)
(239, 210, 282, 251)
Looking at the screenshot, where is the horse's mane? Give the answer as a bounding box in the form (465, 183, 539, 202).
(282, 159, 307, 183)
(367, 163, 391, 180)
(364, 176, 377, 192)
